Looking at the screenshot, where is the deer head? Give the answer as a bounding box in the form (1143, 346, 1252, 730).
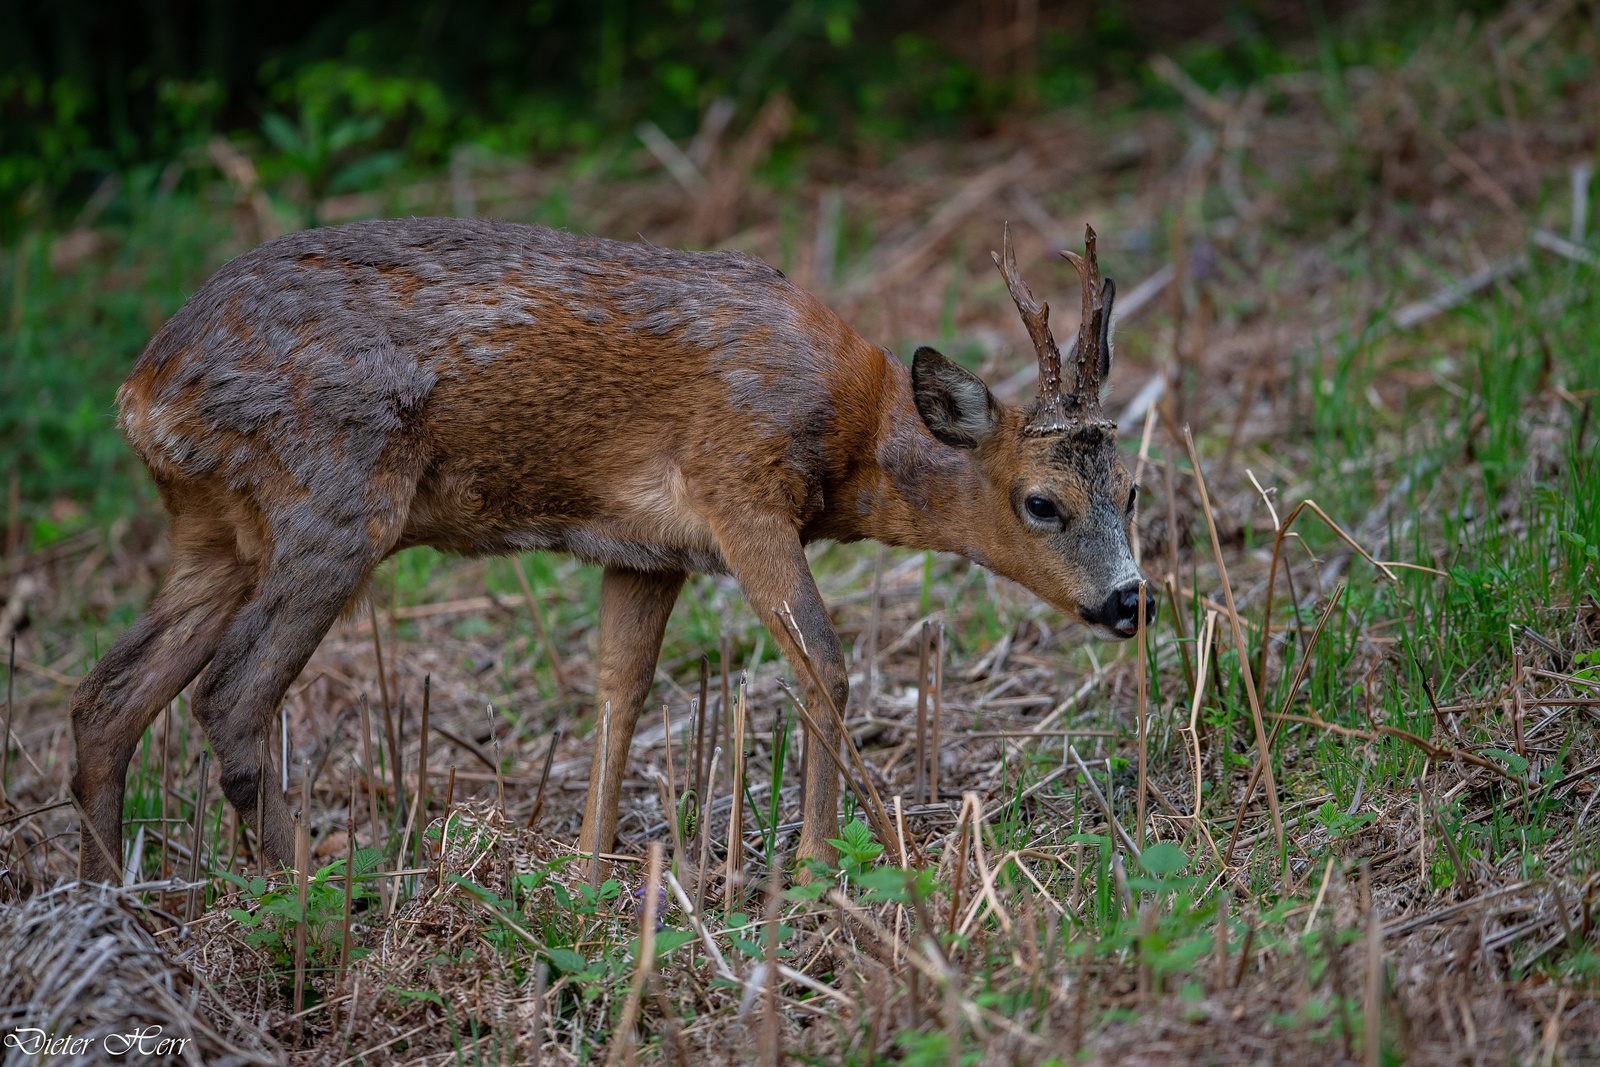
(909, 223, 1150, 638)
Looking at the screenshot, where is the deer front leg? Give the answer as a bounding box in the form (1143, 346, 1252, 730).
(714, 516, 846, 871)
(577, 566, 686, 879)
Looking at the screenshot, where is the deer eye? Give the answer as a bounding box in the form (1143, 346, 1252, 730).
(1127, 486, 1139, 513)
(1025, 496, 1059, 522)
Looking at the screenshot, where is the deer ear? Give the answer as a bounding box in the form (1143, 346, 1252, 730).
(912, 346, 999, 450)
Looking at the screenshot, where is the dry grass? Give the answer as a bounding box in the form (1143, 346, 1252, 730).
(3, 2, 1600, 1063)
(0, 882, 279, 1065)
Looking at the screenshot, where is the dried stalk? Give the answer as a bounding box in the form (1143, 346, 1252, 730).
(695, 745, 721, 918)
(916, 620, 931, 805)
(773, 605, 903, 863)
(339, 774, 354, 984)
(720, 634, 733, 789)
(931, 622, 943, 804)
(761, 851, 783, 1067)
(292, 802, 309, 1017)
(1363, 860, 1382, 1067)
(186, 749, 210, 919)
(593, 700, 611, 890)
(1, 635, 12, 805)
(526, 727, 561, 831)
(415, 674, 429, 870)
(725, 675, 747, 895)
(1254, 495, 1401, 689)
(512, 555, 570, 690)
(1135, 583, 1148, 850)
(1182, 426, 1284, 870)
(864, 544, 884, 710)
(608, 842, 663, 1067)
(1224, 586, 1344, 867)
(356, 695, 384, 873)
(368, 601, 403, 829)
(695, 653, 710, 796)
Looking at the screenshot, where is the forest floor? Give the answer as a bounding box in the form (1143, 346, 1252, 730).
(2, 3, 1600, 1064)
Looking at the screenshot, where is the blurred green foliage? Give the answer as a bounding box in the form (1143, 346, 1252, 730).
(0, 0, 1336, 232)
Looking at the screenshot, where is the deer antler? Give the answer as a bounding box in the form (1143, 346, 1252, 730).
(991, 222, 1069, 435)
(1059, 224, 1114, 417)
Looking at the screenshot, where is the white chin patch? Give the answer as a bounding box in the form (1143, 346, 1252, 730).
(1089, 622, 1136, 642)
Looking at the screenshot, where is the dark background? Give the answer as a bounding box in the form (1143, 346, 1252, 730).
(0, 0, 1378, 229)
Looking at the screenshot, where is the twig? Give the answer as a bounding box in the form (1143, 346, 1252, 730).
(916, 621, 931, 805)
(186, 750, 210, 915)
(526, 727, 562, 830)
(332, 1022, 434, 1067)
(292, 799, 309, 1019)
(255, 736, 265, 878)
(428, 721, 499, 774)
(1067, 744, 1139, 859)
(636, 120, 704, 191)
(1135, 582, 1148, 850)
(356, 695, 383, 853)
(931, 622, 943, 804)
(864, 545, 883, 710)
(1363, 861, 1381, 1067)
(1, 634, 12, 804)
(776, 682, 893, 857)
(773, 604, 901, 853)
(532, 962, 548, 1067)
(1255, 486, 1399, 692)
(487, 703, 507, 821)
(608, 842, 663, 1067)
(1430, 800, 1474, 893)
(1421, 121, 1521, 222)
(415, 675, 430, 870)
(593, 700, 610, 891)
(0, 797, 70, 828)
(858, 152, 1033, 293)
(955, 797, 1013, 937)
(761, 850, 783, 1067)
(1268, 712, 1531, 787)
(695, 746, 720, 918)
(829, 889, 1043, 1047)
(368, 600, 404, 828)
(652, 710, 686, 869)
(695, 654, 710, 798)
(1393, 255, 1525, 330)
(513, 556, 570, 691)
(1225, 586, 1345, 867)
(1183, 426, 1284, 872)
(1533, 228, 1600, 268)
(718, 631, 734, 777)
(339, 775, 354, 987)
(725, 676, 747, 895)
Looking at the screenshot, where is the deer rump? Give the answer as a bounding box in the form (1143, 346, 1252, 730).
(72, 215, 1147, 886)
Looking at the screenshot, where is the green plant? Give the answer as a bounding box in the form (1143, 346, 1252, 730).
(259, 61, 449, 199)
(221, 849, 383, 971)
(826, 817, 883, 883)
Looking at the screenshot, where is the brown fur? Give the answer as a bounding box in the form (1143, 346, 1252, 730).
(70, 217, 1146, 884)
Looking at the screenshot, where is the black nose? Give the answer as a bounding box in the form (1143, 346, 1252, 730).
(1084, 580, 1155, 637)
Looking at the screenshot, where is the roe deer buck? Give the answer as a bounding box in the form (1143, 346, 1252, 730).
(70, 216, 1150, 885)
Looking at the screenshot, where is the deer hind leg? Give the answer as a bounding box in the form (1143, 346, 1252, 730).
(190, 501, 404, 875)
(576, 566, 686, 878)
(713, 514, 848, 871)
(71, 543, 256, 884)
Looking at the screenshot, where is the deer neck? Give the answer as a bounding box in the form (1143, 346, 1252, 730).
(846, 373, 993, 566)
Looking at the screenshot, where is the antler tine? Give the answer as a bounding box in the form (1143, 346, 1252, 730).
(1059, 223, 1105, 414)
(990, 222, 1069, 435)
